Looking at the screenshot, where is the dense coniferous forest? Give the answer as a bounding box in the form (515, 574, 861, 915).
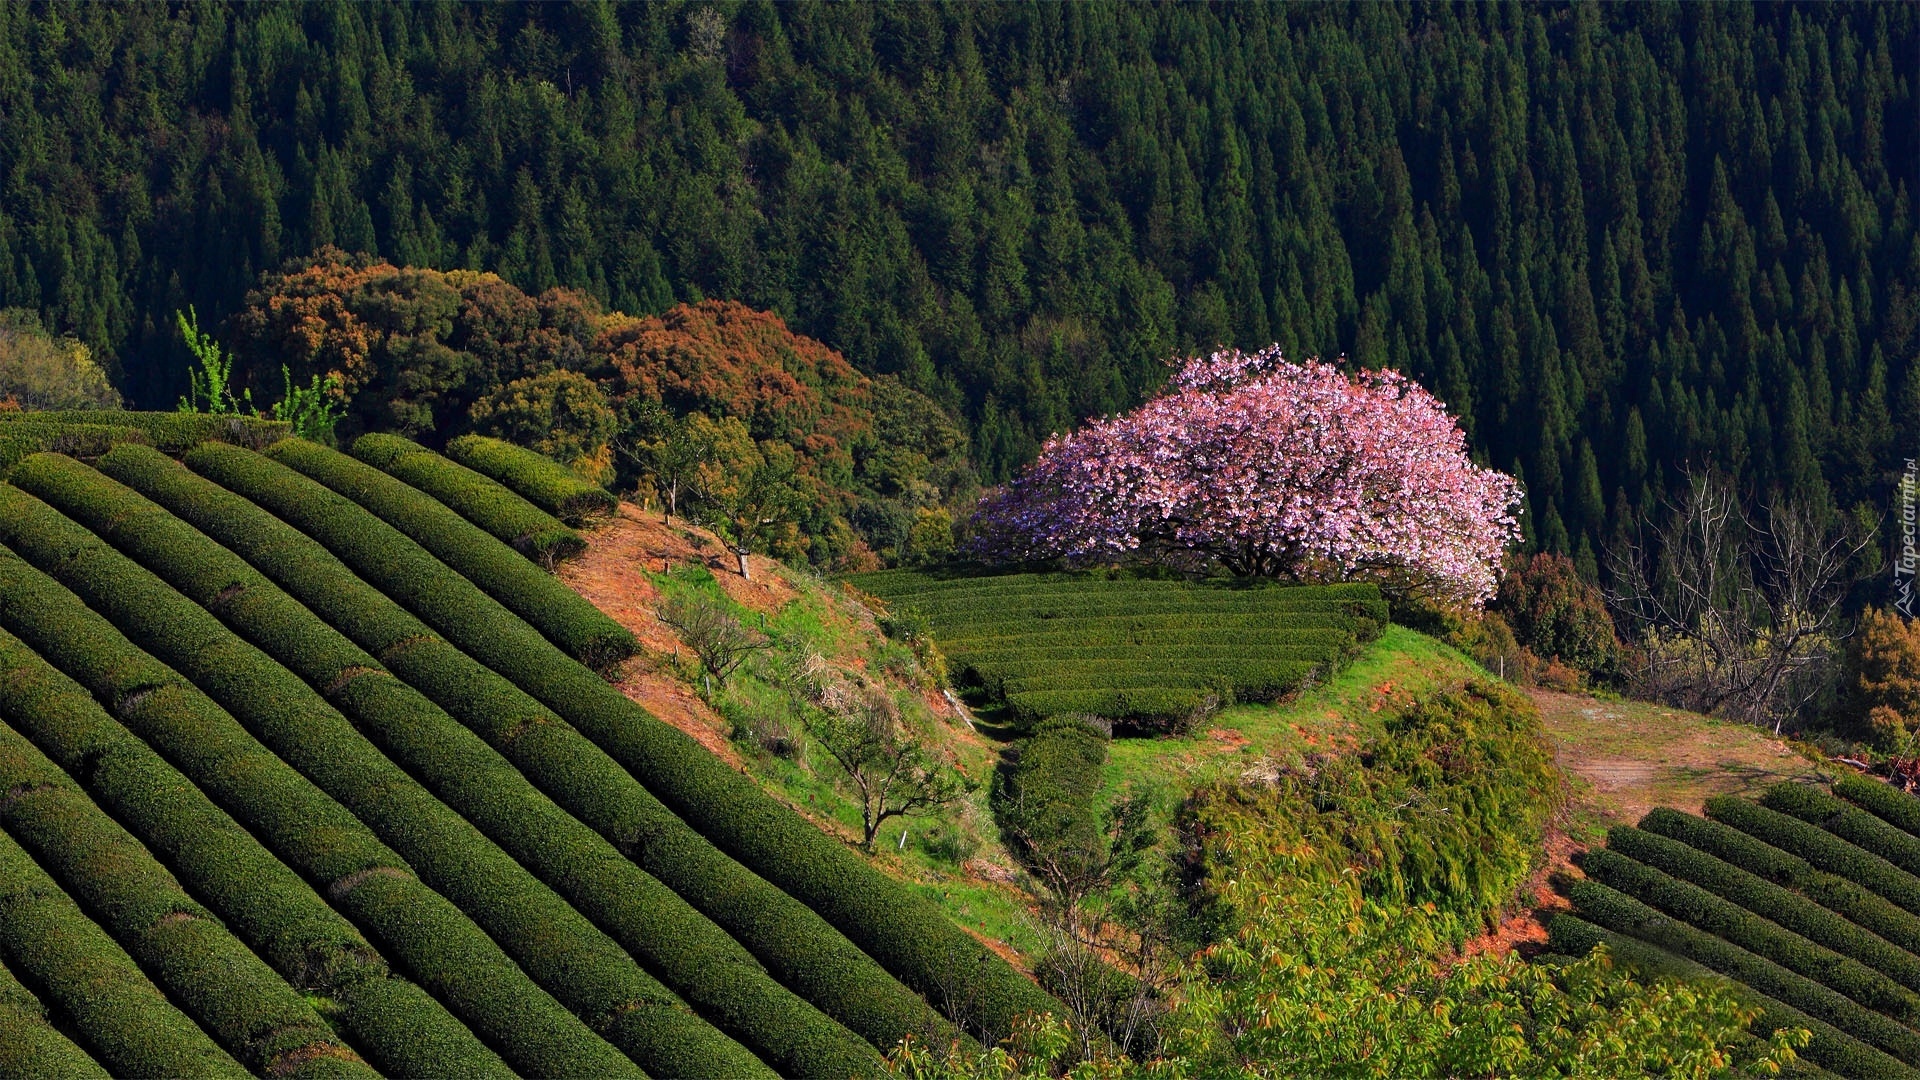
(0, 2, 1914, 571)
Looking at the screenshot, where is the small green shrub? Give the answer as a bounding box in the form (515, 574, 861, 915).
(1547, 913, 1917, 1080)
(446, 432, 619, 524)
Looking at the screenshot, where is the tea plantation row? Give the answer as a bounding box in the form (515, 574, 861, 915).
(1552, 776, 1920, 1078)
(0, 424, 1059, 1078)
(850, 568, 1386, 729)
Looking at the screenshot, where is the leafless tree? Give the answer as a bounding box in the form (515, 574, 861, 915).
(806, 679, 968, 850)
(1608, 468, 1869, 732)
(655, 592, 772, 697)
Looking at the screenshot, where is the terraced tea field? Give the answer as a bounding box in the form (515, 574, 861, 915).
(1553, 776, 1920, 1078)
(0, 425, 1056, 1079)
(849, 569, 1386, 729)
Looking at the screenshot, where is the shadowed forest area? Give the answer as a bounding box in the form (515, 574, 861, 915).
(0, 2, 1913, 578)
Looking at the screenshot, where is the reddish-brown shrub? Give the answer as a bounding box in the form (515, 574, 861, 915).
(1494, 553, 1621, 678)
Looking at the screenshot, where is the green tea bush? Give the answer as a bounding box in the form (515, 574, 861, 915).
(1704, 796, 1920, 918)
(1643, 807, 1920, 962)
(1547, 913, 1916, 1080)
(0, 421, 150, 474)
(0, 625, 512, 1079)
(1760, 782, 1920, 883)
(0, 409, 290, 450)
(39, 452, 867, 1080)
(0, 826, 248, 1079)
(1607, 825, 1920, 994)
(0, 490, 641, 1080)
(0, 950, 109, 1080)
(144, 443, 958, 1055)
(268, 437, 635, 669)
(2, 459, 760, 1080)
(446, 433, 619, 524)
(1007, 687, 1211, 727)
(352, 433, 585, 567)
(0, 724, 373, 1078)
(1580, 847, 1920, 1023)
(191, 444, 1063, 1043)
(1834, 775, 1920, 845)
(1567, 878, 1920, 1062)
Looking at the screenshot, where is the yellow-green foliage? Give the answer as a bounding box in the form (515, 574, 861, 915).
(1186, 679, 1563, 934)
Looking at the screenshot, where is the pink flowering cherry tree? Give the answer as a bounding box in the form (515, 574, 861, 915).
(966, 346, 1524, 607)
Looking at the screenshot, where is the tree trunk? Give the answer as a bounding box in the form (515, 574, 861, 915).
(736, 547, 751, 579)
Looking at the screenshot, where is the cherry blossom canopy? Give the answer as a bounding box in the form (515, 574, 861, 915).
(966, 347, 1525, 606)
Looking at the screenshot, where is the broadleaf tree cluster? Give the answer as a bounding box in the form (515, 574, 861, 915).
(0, 2, 1913, 577)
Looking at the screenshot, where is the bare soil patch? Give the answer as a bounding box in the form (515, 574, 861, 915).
(1530, 689, 1826, 833)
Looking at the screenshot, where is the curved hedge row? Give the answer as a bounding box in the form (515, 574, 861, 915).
(191, 443, 1064, 1042)
(0, 825, 247, 1080)
(1833, 777, 1920, 858)
(269, 437, 634, 670)
(938, 612, 1355, 643)
(999, 662, 1318, 702)
(1580, 847, 1920, 1024)
(0, 421, 152, 475)
(1566, 877, 1920, 1062)
(0, 410, 291, 452)
(446, 433, 619, 524)
(352, 433, 585, 568)
(1007, 687, 1209, 726)
(1608, 824, 1920, 994)
(42, 450, 863, 1080)
(1547, 913, 1913, 1080)
(1640, 808, 1920, 959)
(1763, 782, 1920, 881)
(960, 644, 1337, 668)
(1704, 796, 1920, 920)
(0, 466, 716, 1080)
(0, 951, 109, 1080)
(0, 722, 373, 1078)
(146, 443, 965, 1054)
(0, 624, 513, 1080)
(0, 508, 636, 1080)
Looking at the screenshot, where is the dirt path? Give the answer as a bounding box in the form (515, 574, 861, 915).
(1529, 689, 1828, 834)
(1467, 689, 1831, 958)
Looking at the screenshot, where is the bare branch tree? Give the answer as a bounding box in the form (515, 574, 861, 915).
(655, 592, 772, 697)
(1608, 468, 1869, 732)
(806, 680, 969, 851)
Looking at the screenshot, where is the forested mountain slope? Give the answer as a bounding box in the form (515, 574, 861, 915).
(0, 2, 1912, 565)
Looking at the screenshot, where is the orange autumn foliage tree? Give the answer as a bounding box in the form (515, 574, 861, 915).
(231, 255, 974, 569)
(1839, 608, 1920, 748)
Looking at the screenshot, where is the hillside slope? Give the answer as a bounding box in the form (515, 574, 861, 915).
(0, 437, 1063, 1079)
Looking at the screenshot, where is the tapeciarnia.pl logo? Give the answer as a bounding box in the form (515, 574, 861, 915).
(1898, 457, 1916, 618)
